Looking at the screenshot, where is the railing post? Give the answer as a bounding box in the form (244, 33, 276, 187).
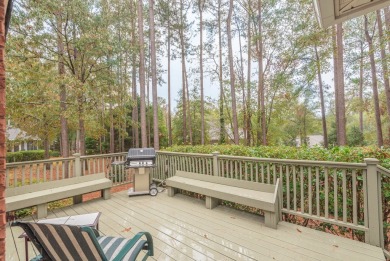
(212, 152, 219, 176)
(364, 158, 381, 247)
(73, 153, 81, 177)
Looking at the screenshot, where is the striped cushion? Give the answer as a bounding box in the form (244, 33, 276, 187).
(27, 223, 104, 261)
(98, 236, 147, 261)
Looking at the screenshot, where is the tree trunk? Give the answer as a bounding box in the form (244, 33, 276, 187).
(138, 0, 147, 148)
(109, 102, 114, 153)
(185, 69, 193, 144)
(314, 44, 328, 148)
(199, 0, 205, 145)
(385, 7, 390, 53)
(131, 0, 139, 148)
(246, 0, 252, 146)
(365, 16, 384, 147)
(227, 0, 239, 144)
(256, 0, 266, 145)
(218, 0, 225, 144)
(236, 16, 246, 143)
(56, 11, 69, 178)
(56, 12, 69, 161)
(332, 26, 339, 146)
(79, 116, 86, 155)
(180, 0, 187, 144)
(336, 23, 346, 145)
(149, 0, 159, 150)
(359, 41, 364, 133)
(147, 63, 151, 147)
(377, 9, 390, 140)
(167, 4, 172, 146)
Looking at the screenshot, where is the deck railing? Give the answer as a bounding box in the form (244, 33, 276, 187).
(5, 151, 389, 254)
(153, 151, 389, 253)
(6, 152, 128, 188)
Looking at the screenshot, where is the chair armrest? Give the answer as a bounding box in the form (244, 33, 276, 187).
(113, 232, 154, 261)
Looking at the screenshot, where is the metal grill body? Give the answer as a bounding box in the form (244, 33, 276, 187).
(126, 148, 156, 168)
(126, 148, 158, 196)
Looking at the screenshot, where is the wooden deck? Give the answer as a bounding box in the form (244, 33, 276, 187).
(6, 190, 385, 261)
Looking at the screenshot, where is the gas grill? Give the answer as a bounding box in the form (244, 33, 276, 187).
(126, 148, 158, 196)
(125, 148, 156, 168)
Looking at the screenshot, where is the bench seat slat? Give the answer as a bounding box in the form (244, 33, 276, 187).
(166, 171, 281, 229)
(166, 176, 275, 212)
(6, 173, 112, 216)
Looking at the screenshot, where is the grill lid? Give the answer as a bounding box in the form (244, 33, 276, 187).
(127, 148, 156, 160)
(126, 148, 156, 167)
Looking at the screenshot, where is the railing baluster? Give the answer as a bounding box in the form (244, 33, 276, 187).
(50, 164, 53, 181)
(273, 164, 276, 184)
(363, 169, 368, 231)
(250, 162, 253, 181)
(308, 167, 312, 215)
(203, 158, 206, 174)
(352, 170, 357, 225)
(94, 158, 96, 174)
(286, 165, 290, 210)
(280, 165, 283, 207)
(334, 169, 338, 221)
(325, 168, 329, 218)
(261, 164, 264, 183)
(29, 165, 33, 184)
(229, 161, 233, 179)
(43, 163, 46, 182)
(62, 162, 65, 179)
(316, 167, 320, 216)
(22, 165, 25, 186)
(293, 166, 297, 211)
(267, 164, 270, 184)
(300, 166, 304, 213)
(239, 161, 242, 180)
(342, 169, 347, 223)
(234, 161, 238, 179)
(5, 168, 9, 188)
(244, 162, 248, 180)
(37, 164, 40, 182)
(255, 163, 259, 182)
(56, 162, 59, 180)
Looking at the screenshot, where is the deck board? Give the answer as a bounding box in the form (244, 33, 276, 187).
(6, 190, 385, 261)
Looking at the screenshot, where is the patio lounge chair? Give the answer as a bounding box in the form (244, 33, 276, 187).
(12, 221, 154, 261)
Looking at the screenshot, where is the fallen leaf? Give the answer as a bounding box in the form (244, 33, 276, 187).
(296, 228, 302, 233)
(122, 227, 131, 232)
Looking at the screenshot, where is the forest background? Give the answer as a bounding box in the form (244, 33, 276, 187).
(4, 0, 390, 158)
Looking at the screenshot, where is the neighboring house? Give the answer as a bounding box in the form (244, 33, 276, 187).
(209, 122, 245, 144)
(6, 126, 40, 152)
(296, 135, 324, 147)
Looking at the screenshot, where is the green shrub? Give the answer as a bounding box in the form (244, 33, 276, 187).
(50, 151, 61, 157)
(163, 145, 390, 166)
(6, 150, 61, 162)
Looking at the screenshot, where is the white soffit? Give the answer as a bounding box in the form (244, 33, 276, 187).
(314, 0, 390, 28)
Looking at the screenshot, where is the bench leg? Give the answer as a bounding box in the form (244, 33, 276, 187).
(264, 211, 278, 229)
(167, 187, 176, 197)
(37, 203, 47, 219)
(73, 195, 83, 204)
(102, 188, 111, 200)
(206, 196, 220, 209)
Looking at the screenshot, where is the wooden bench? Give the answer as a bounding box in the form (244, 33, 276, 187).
(166, 171, 282, 229)
(6, 173, 112, 219)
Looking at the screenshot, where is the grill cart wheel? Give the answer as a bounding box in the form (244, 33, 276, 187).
(149, 187, 158, 196)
